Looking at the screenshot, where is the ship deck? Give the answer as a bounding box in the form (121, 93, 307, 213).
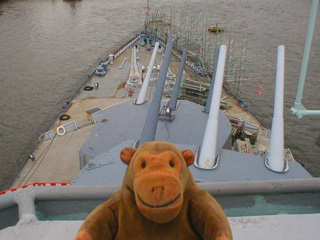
(10, 41, 274, 188)
(3, 37, 319, 240)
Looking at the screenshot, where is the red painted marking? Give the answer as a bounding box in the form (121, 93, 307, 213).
(0, 182, 70, 196)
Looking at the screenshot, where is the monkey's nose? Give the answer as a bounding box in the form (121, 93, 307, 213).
(152, 186, 164, 200)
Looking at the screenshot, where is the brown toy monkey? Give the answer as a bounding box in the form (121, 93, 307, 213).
(75, 141, 232, 240)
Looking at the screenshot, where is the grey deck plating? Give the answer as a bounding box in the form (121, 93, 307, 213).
(73, 99, 311, 186)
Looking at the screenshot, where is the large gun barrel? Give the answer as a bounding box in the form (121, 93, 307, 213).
(167, 48, 187, 110)
(198, 45, 227, 169)
(139, 37, 174, 145)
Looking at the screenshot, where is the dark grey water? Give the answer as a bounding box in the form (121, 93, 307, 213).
(0, 0, 319, 190)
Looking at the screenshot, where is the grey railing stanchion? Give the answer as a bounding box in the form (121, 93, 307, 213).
(16, 190, 37, 221)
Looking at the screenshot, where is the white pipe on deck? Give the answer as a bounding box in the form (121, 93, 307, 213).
(268, 45, 285, 172)
(136, 42, 160, 104)
(198, 45, 227, 169)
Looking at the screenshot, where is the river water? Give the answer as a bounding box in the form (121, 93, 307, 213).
(0, 0, 319, 190)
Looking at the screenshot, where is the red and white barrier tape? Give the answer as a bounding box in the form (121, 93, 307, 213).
(0, 182, 70, 196)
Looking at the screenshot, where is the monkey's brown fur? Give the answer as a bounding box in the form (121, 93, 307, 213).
(75, 141, 232, 240)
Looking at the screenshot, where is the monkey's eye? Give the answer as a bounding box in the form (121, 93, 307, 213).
(169, 161, 175, 168)
(141, 162, 146, 168)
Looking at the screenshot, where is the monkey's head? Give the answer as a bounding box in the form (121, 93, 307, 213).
(120, 141, 195, 223)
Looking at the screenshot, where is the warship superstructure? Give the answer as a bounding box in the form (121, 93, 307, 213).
(0, 2, 320, 240)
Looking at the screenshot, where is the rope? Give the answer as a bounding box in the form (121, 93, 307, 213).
(18, 139, 54, 186)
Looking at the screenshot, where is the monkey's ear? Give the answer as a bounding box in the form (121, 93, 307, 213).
(181, 150, 195, 166)
(120, 147, 137, 165)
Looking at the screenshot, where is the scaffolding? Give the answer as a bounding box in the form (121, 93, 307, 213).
(146, 7, 252, 96)
(144, 6, 269, 114)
